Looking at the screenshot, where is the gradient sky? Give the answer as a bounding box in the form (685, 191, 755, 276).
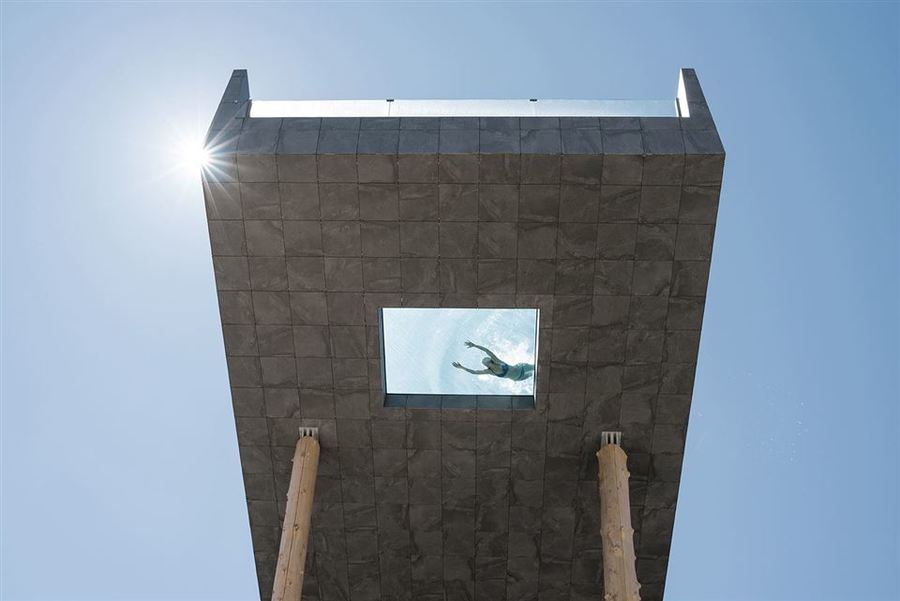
(1, 3, 898, 601)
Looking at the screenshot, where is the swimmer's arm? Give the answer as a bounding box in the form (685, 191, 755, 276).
(464, 341, 499, 362)
(452, 362, 491, 375)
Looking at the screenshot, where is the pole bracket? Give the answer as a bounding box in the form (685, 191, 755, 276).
(600, 431, 622, 447)
(298, 427, 319, 440)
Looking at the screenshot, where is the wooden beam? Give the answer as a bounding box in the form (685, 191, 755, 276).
(597, 433, 641, 601)
(272, 434, 320, 601)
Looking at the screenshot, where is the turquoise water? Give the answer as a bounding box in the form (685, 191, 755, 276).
(381, 308, 538, 395)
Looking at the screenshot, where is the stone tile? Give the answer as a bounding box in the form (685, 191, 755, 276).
(602, 155, 642, 186)
(521, 129, 561, 154)
(479, 154, 520, 184)
(517, 224, 557, 259)
(245, 220, 285, 256)
(326, 292, 365, 325)
(333, 358, 369, 388)
(480, 117, 518, 130)
(598, 185, 640, 223)
(252, 291, 291, 324)
(319, 183, 359, 220)
(478, 260, 517, 294)
(521, 154, 560, 184)
(670, 260, 710, 298)
(362, 258, 401, 292)
(667, 298, 704, 331)
(356, 129, 398, 154)
(283, 220, 323, 257)
(400, 221, 439, 257)
(358, 154, 397, 184)
(209, 221, 246, 256)
(399, 128, 439, 152)
(440, 184, 479, 221)
(561, 128, 603, 155)
(240, 183, 280, 219)
(559, 184, 599, 223)
(218, 290, 254, 324)
(674, 224, 715, 260)
(516, 260, 556, 294)
(629, 296, 668, 330)
(638, 186, 680, 224)
(279, 183, 320, 219)
(399, 183, 439, 220)
(519, 185, 559, 222)
(317, 154, 357, 183)
(237, 154, 277, 184)
(324, 257, 364, 291)
(588, 327, 627, 364)
(440, 154, 479, 183)
(277, 155, 318, 183)
(557, 223, 597, 260)
(290, 291, 328, 325)
(203, 181, 242, 220)
(331, 325, 367, 357)
(317, 129, 358, 155)
(232, 387, 264, 417)
(679, 185, 720, 224)
(655, 394, 691, 425)
(293, 325, 332, 357)
(320, 221, 360, 257)
(553, 295, 592, 327)
(555, 260, 594, 295)
(579, 158, 621, 194)
(600, 116, 640, 130)
(632, 261, 672, 296)
(443, 449, 476, 479)
(401, 258, 439, 292)
(398, 153, 439, 185)
(592, 260, 632, 296)
(256, 325, 293, 356)
(626, 331, 665, 365)
(635, 224, 677, 261)
(440, 222, 478, 258)
(247, 257, 288, 291)
(683, 153, 724, 187)
(440, 130, 479, 153)
(359, 183, 399, 221)
(360, 221, 399, 258)
(478, 222, 518, 258)
(477, 184, 517, 221)
(596, 224, 636, 260)
(260, 356, 297, 387)
(480, 129, 520, 154)
(440, 259, 478, 294)
(663, 331, 701, 363)
(334, 389, 370, 419)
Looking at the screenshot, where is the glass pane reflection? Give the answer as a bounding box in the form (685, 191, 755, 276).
(381, 308, 538, 396)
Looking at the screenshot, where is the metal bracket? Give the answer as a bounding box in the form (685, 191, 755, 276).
(601, 431, 622, 447)
(298, 427, 319, 440)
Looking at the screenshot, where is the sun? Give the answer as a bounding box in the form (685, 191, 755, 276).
(174, 136, 212, 171)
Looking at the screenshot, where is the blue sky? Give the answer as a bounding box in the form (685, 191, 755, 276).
(1, 3, 897, 601)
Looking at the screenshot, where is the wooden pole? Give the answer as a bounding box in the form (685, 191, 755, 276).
(272, 434, 320, 601)
(596, 433, 641, 601)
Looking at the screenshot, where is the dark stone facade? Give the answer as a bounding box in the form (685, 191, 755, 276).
(202, 68, 724, 601)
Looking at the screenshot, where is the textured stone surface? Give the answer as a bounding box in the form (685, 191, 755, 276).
(203, 68, 724, 601)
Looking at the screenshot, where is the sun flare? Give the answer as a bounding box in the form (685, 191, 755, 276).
(174, 137, 212, 171)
